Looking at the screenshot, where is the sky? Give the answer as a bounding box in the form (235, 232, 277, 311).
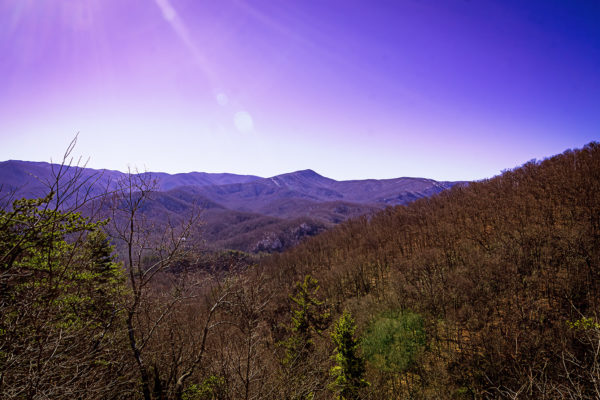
(0, 0, 599, 181)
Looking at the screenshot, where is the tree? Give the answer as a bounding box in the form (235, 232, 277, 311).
(362, 310, 426, 373)
(224, 271, 272, 400)
(276, 275, 330, 399)
(329, 311, 368, 400)
(283, 275, 330, 366)
(108, 170, 229, 400)
(0, 192, 130, 399)
(361, 310, 426, 397)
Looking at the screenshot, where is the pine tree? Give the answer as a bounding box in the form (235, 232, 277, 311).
(329, 311, 368, 400)
(280, 275, 330, 399)
(283, 274, 330, 366)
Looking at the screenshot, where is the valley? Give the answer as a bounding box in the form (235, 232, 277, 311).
(0, 160, 456, 252)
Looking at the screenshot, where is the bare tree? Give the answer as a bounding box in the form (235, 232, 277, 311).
(108, 168, 231, 400)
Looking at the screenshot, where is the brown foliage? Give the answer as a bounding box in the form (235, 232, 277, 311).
(260, 142, 600, 398)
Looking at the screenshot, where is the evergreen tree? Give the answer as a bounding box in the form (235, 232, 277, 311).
(329, 311, 368, 400)
(283, 274, 330, 366)
(279, 275, 330, 399)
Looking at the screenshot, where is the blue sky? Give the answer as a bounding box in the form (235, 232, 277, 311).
(0, 0, 598, 180)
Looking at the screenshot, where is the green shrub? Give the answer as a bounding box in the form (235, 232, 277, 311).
(362, 310, 426, 373)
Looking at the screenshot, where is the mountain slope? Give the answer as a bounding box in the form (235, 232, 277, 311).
(260, 142, 600, 396)
(186, 169, 456, 214)
(0, 160, 457, 252)
(0, 160, 260, 196)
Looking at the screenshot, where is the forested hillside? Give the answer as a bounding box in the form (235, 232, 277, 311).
(0, 161, 453, 253)
(2, 143, 599, 399)
(262, 142, 600, 398)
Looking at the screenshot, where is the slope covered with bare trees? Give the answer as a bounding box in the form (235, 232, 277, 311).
(262, 142, 600, 398)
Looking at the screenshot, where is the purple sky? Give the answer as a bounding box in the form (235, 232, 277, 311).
(1, 0, 599, 181)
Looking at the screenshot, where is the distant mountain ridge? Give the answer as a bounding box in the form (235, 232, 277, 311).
(0, 160, 459, 252)
(0, 160, 261, 197)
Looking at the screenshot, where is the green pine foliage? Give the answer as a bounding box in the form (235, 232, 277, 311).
(278, 275, 331, 399)
(329, 311, 368, 400)
(283, 274, 330, 366)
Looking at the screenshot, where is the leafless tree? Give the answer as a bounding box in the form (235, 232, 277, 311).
(108, 168, 233, 400)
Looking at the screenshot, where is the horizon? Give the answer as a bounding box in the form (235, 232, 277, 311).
(2, 157, 458, 182)
(3, 140, 590, 183)
(1, 0, 599, 181)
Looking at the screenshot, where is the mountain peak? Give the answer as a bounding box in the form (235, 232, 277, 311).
(289, 169, 323, 178)
(270, 169, 336, 186)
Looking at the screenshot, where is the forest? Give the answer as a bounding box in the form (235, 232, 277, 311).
(2, 142, 600, 399)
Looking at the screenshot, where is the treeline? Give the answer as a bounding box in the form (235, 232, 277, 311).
(2, 142, 600, 399)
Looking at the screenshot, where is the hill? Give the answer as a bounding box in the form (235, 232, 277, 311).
(0, 160, 454, 252)
(259, 142, 600, 397)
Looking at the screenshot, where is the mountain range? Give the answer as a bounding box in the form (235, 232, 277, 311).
(0, 160, 458, 252)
